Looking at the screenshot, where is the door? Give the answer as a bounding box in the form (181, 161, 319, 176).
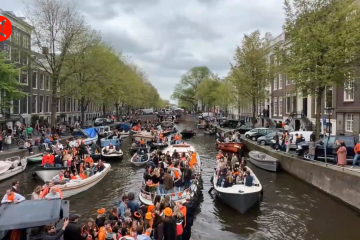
(303, 98, 308, 116)
(295, 120, 300, 131)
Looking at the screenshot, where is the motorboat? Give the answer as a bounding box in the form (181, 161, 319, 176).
(0, 199, 69, 233)
(129, 145, 150, 154)
(69, 128, 98, 147)
(101, 146, 123, 159)
(26, 153, 44, 163)
(248, 151, 279, 172)
(213, 167, 262, 213)
(148, 141, 169, 149)
(100, 136, 122, 148)
(56, 163, 111, 198)
(34, 165, 68, 182)
(98, 126, 111, 137)
(133, 131, 154, 139)
(130, 151, 151, 167)
(162, 128, 177, 136)
(216, 140, 245, 153)
(180, 129, 196, 138)
(118, 130, 130, 138)
(161, 121, 174, 128)
(0, 157, 27, 181)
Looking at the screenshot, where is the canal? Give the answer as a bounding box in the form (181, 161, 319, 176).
(0, 118, 359, 240)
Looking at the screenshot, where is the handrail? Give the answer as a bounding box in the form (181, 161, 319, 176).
(140, 179, 198, 197)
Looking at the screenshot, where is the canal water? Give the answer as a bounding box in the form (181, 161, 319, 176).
(0, 119, 359, 240)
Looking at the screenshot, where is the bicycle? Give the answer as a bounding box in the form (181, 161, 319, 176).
(13, 137, 25, 147)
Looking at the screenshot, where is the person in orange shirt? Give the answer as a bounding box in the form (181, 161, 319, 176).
(352, 141, 360, 167)
(40, 181, 63, 199)
(216, 150, 224, 161)
(48, 154, 55, 166)
(189, 151, 197, 169)
(84, 155, 94, 165)
(42, 153, 50, 167)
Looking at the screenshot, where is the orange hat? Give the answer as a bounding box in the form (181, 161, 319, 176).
(97, 208, 105, 214)
(147, 205, 155, 213)
(145, 212, 152, 220)
(163, 207, 172, 217)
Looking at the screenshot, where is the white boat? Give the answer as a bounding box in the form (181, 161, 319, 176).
(34, 165, 68, 182)
(57, 163, 111, 198)
(98, 126, 111, 137)
(101, 147, 123, 159)
(130, 152, 151, 166)
(133, 131, 154, 139)
(213, 166, 262, 213)
(248, 151, 279, 172)
(0, 157, 27, 181)
(69, 128, 98, 147)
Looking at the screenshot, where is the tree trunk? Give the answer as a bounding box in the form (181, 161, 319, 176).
(102, 104, 106, 118)
(50, 94, 57, 127)
(315, 88, 324, 140)
(252, 97, 256, 128)
(80, 98, 86, 125)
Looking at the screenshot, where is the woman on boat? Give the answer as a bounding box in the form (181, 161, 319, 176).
(81, 218, 99, 240)
(40, 181, 63, 199)
(109, 206, 121, 225)
(45, 187, 61, 199)
(31, 185, 42, 200)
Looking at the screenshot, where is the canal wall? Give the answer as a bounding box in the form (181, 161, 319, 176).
(242, 138, 360, 210)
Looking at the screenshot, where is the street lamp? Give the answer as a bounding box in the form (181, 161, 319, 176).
(324, 107, 334, 136)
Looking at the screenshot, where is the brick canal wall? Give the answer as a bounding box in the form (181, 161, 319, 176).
(242, 138, 360, 210)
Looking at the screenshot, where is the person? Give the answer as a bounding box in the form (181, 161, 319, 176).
(40, 181, 63, 199)
(118, 195, 128, 218)
(162, 207, 176, 240)
(11, 181, 20, 193)
(1, 189, 25, 204)
(44, 187, 61, 200)
(31, 185, 42, 200)
(42, 219, 69, 240)
(244, 170, 253, 187)
(135, 225, 151, 240)
(308, 138, 316, 160)
(127, 192, 139, 215)
(182, 195, 194, 240)
(352, 140, 360, 168)
(64, 214, 82, 240)
(337, 142, 347, 167)
(24, 140, 33, 154)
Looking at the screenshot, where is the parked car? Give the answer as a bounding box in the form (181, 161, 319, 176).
(244, 128, 269, 138)
(94, 118, 105, 126)
(296, 135, 358, 163)
(248, 128, 277, 141)
(234, 125, 253, 134)
(220, 120, 240, 129)
(257, 131, 283, 145)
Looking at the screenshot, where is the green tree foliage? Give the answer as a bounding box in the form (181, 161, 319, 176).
(214, 79, 233, 115)
(229, 30, 270, 127)
(171, 66, 212, 109)
(276, 0, 360, 138)
(0, 51, 26, 111)
(197, 78, 220, 108)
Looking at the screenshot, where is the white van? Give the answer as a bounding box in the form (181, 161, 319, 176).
(288, 131, 313, 149)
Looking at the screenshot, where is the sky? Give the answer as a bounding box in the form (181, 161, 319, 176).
(3, 0, 285, 102)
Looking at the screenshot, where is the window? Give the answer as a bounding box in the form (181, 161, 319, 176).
(273, 78, 278, 90)
(39, 95, 44, 113)
(13, 31, 20, 45)
(45, 75, 50, 90)
(73, 99, 77, 112)
(57, 99, 60, 113)
(273, 97, 278, 116)
(32, 95, 37, 113)
(39, 73, 45, 89)
(286, 93, 291, 113)
(11, 48, 20, 63)
(345, 114, 354, 132)
(12, 100, 19, 114)
(20, 96, 28, 114)
(22, 35, 30, 49)
(279, 97, 283, 116)
(19, 70, 28, 84)
(32, 71, 37, 89)
(279, 74, 283, 89)
(344, 72, 354, 101)
(325, 87, 333, 108)
(62, 99, 66, 112)
(3, 44, 10, 59)
(21, 54, 28, 65)
(45, 96, 50, 112)
(67, 98, 71, 112)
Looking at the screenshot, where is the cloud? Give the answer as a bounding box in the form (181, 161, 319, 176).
(2, 0, 285, 102)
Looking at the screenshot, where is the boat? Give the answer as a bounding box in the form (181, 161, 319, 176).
(101, 146, 123, 159)
(129, 145, 150, 154)
(161, 121, 174, 128)
(148, 142, 169, 149)
(213, 166, 262, 213)
(139, 143, 202, 205)
(0, 199, 69, 233)
(118, 123, 132, 131)
(26, 153, 44, 163)
(118, 130, 130, 138)
(216, 140, 245, 153)
(100, 136, 122, 148)
(130, 151, 151, 166)
(0, 157, 27, 181)
(56, 163, 111, 198)
(133, 131, 154, 139)
(248, 151, 279, 172)
(90, 153, 101, 161)
(197, 123, 207, 129)
(180, 129, 196, 138)
(34, 165, 68, 182)
(69, 128, 98, 147)
(162, 128, 177, 136)
(98, 126, 111, 137)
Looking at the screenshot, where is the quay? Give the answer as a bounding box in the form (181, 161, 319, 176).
(235, 134, 360, 211)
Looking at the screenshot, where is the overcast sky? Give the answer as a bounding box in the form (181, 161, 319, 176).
(3, 0, 284, 102)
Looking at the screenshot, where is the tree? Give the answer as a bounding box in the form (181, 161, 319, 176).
(171, 66, 212, 110)
(0, 51, 26, 112)
(214, 79, 233, 116)
(197, 78, 220, 110)
(230, 30, 270, 127)
(276, 0, 360, 138)
(25, 0, 86, 126)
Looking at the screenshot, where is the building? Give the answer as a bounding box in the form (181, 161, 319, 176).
(266, 31, 336, 134)
(0, 10, 101, 128)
